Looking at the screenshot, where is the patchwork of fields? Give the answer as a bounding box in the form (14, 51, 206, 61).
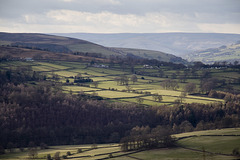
(1, 128, 239, 160)
(2, 60, 235, 106)
(1, 61, 240, 159)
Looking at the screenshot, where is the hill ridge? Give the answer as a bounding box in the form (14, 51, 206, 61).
(0, 32, 187, 64)
(53, 32, 240, 56)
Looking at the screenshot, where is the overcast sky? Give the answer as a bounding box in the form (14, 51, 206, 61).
(0, 0, 240, 33)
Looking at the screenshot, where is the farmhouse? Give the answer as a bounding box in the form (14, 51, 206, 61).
(143, 64, 153, 69)
(25, 57, 34, 61)
(92, 64, 109, 68)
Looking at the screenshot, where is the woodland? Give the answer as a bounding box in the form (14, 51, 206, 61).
(0, 61, 239, 152)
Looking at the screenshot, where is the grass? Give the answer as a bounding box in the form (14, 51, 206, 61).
(123, 148, 236, 160)
(63, 86, 100, 92)
(35, 62, 70, 70)
(91, 90, 140, 99)
(143, 95, 178, 103)
(173, 128, 240, 138)
(120, 98, 171, 106)
(2, 60, 239, 106)
(178, 136, 240, 155)
(144, 89, 181, 96)
(88, 67, 126, 75)
(1, 128, 240, 160)
(71, 69, 108, 76)
(32, 64, 63, 72)
(0, 144, 120, 160)
(184, 97, 223, 104)
(90, 77, 113, 81)
(56, 61, 87, 69)
(0, 61, 34, 69)
(53, 71, 78, 77)
(68, 146, 120, 158)
(212, 71, 240, 79)
(98, 81, 129, 90)
(32, 65, 55, 72)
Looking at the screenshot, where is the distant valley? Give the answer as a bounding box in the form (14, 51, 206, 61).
(184, 41, 240, 64)
(53, 32, 240, 57)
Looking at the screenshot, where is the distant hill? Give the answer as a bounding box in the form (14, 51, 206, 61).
(54, 33, 240, 56)
(112, 48, 186, 64)
(0, 32, 187, 64)
(184, 41, 240, 64)
(0, 32, 118, 56)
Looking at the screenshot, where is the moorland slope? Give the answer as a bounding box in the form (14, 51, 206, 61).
(0, 32, 187, 63)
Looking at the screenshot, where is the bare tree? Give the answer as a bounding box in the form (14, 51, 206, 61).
(152, 94, 163, 102)
(54, 152, 60, 160)
(125, 85, 132, 92)
(131, 74, 138, 84)
(92, 81, 99, 88)
(136, 98, 144, 104)
(184, 83, 196, 94)
(179, 91, 187, 103)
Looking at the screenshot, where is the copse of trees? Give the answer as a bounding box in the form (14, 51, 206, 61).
(152, 94, 163, 102)
(121, 125, 176, 151)
(73, 52, 103, 58)
(0, 67, 45, 86)
(115, 75, 129, 85)
(184, 83, 196, 94)
(74, 73, 93, 83)
(161, 79, 179, 90)
(131, 74, 138, 84)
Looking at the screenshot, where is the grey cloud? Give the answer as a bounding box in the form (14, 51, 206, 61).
(0, 0, 239, 33)
(1, 0, 239, 15)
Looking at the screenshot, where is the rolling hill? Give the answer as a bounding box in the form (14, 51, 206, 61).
(184, 41, 240, 64)
(112, 47, 185, 64)
(53, 32, 240, 56)
(0, 32, 187, 63)
(0, 32, 118, 56)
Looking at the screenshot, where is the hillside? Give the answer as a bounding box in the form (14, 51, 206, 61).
(54, 33, 240, 56)
(0, 32, 119, 56)
(0, 32, 186, 63)
(184, 41, 240, 64)
(110, 48, 187, 63)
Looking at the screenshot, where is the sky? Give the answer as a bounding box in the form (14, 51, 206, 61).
(0, 0, 240, 34)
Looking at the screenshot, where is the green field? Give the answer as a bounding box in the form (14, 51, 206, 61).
(1, 128, 239, 160)
(1, 60, 236, 106)
(121, 148, 236, 160)
(63, 86, 101, 92)
(173, 128, 240, 138)
(1, 33, 240, 160)
(178, 136, 240, 155)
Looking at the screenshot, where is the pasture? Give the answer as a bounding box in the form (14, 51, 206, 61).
(1, 128, 239, 160)
(0, 60, 235, 106)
